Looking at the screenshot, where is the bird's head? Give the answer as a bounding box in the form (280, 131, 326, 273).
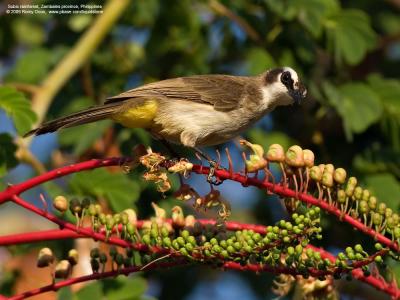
(261, 67, 307, 107)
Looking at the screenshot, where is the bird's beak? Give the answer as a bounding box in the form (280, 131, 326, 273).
(289, 82, 307, 104)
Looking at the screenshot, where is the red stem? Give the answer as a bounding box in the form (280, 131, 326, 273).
(0, 157, 396, 251)
(0, 157, 399, 298)
(192, 165, 399, 253)
(308, 245, 400, 299)
(0, 219, 267, 246)
(8, 260, 187, 300)
(0, 157, 130, 204)
(1, 212, 396, 298)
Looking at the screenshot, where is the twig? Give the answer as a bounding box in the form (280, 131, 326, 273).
(8, 260, 187, 300)
(15, 143, 47, 174)
(208, 0, 261, 43)
(22, 0, 130, 148)
(0, 157, 397, 252)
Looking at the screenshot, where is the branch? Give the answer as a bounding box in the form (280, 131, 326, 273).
(308, 245, 399, 298)
(208, 0, 261, 43)
(7, 260, 187, 300)
(0, 157, 398, 252)
(0, 157, 130, 204)
(192, 165, 400, 253)
(0, 219, 267, 246)
(0, 203, 396, 299)
(1, 157, 399, 298)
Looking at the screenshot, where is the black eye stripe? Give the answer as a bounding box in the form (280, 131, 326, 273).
(281, 71, 294, 90)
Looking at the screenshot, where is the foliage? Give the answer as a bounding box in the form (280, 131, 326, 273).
(0, 0, 399, 299)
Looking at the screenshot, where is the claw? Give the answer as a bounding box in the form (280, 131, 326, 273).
(207, 160, 223, 185)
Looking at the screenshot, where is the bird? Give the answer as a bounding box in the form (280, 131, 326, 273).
(24, 67, 307, 151)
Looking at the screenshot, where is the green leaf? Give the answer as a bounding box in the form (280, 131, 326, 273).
(364, 173, 400, 210)
(6, 48, 53, 84)
(74, 282, 102, 300)
(13, 18, 45, 46)
(246, 48, 275, 75)
(295, 0, 338, 37)
(325, 9, 377, 65)
(264, 0, 298, 20)
(324, 82, 383, 140)
(0, 180, 6, 191)
(0, 86, 37, 135)
(68, 15, 93, 32)
(57, 286, 73, 300)
(367, 74, 400, 116)
(69, 169, 140, 212)
(0, 134, 18, 177)
(104, 276, 147, 300)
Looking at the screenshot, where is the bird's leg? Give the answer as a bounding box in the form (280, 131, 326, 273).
(194, 147, 223, 185)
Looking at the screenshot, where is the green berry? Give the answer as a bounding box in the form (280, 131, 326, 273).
(181, 230, 190, 239)
(90, 248, 100, 259)
(185, 243, 194, 252)
(53, 196, 68, 213)
(163, 237, 172, 247)
(354, 244, 363, 253)
(142, 234, 151, 245)
(99, 253, 107, 264)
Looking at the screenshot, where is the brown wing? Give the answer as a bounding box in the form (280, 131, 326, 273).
(105, 75, 252, 112)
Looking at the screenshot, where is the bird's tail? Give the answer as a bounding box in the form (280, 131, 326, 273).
(24, 103, 120, 137)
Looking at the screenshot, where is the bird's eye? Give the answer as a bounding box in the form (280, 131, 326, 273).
(280, 71, 292, 87)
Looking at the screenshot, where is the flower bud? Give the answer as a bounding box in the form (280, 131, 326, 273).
(172, 206, 185, 227)
(337, 190, 346, 203)
(302, 149, 315, 168)
(121, 212, 129, 225)
(55, 260, 71, 279)
(359, 200, 369, 214)
(362, 190, 370, 202)
(53, 196, 68, 213)
(123, 208, 137, 226)
(333, 168, 347, 184)
(240, 140, 267, 172)
(69, 198, 82, 215)
(88, 204, 97, 216)
(168, 160, 193, 175)
(185, 215, 196, 227)
(90, 258, 100, 273)
(310, 166, 322, 181)
(324, 164, 334, 174)
(285, 145, 304, 167)
(37, 247, 54, 268)
(368, 196, 377, 210)
(266, 144, 285, 162)
(353, 187, 363, 200)
(113, 213, 121, 224)
(68, 249, 79, 266)
(378, 203, 386, 215)
(151, 202, 167, 220)
(322, 171, 333, 187)
(93, 204, 102, 215)
(139, 151, 166, 169)
(90, 248, 100, 259)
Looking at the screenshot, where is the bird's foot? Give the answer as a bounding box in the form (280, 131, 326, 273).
(194, 147, 224, 185)
(205, 159, 223, 186)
